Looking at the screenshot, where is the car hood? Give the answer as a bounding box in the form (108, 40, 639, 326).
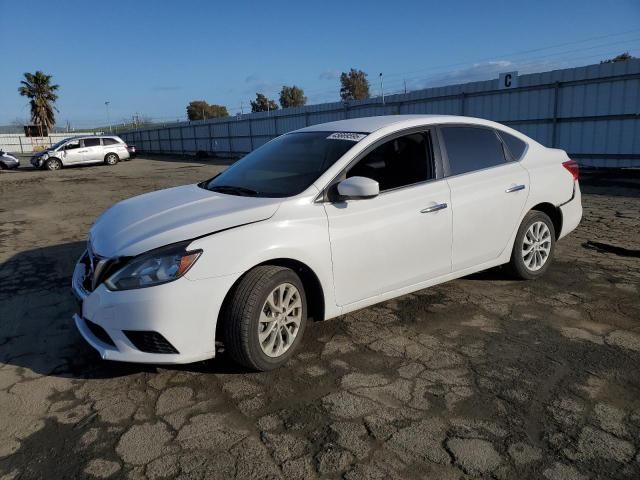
(89, 184, 282, 258)
(33, 150, 53, 158)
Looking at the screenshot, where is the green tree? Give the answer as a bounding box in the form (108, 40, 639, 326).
(339, 69, 370, 101)
(250, 93, 279, 113)
(186, 100, 229, 120)
(279, 85, 307, 108)
(601, 52, 636, 64)
(208, 104, 229, 118)
(18, 71, 59, 131)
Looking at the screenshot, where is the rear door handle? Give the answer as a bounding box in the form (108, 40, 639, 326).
(505, 184, 526, 193)
(420, 202, 448, 213)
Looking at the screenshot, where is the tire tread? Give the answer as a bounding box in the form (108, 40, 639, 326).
(223, 265, 294, 370)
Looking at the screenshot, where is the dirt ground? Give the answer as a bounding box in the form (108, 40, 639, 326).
(0, 157, 639, 480)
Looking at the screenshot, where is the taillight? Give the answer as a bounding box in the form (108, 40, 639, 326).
(562, 160, 579, 181)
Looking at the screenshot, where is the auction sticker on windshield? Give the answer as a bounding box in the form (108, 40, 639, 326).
(326, 132, 367, 142)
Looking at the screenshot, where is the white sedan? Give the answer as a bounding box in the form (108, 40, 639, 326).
(72, 115, 582, 370)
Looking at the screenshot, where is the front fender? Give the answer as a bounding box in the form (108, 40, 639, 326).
(185, 202, 339, 319)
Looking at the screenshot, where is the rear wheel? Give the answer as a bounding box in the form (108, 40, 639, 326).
(46, 158, 62, 171)
(105, 153, 119, 165)
(222, 265, 307, 371)
(508, 210, 556, 280)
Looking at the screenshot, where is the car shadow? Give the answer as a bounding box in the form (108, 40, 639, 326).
(461, 266, 517, 282)
(137, 153, 240, 167)
(0, 241, 248, 380)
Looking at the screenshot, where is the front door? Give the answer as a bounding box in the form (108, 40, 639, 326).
(61, 139, 84, 164)
(324, 131, 452, 306)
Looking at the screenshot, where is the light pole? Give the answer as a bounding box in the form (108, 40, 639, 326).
(379, 73, 385, 106)
(104, 101, 112, 133)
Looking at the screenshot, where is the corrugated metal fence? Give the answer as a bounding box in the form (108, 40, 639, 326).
(122, 59, 640, 168)
(0, 133, 98, 154)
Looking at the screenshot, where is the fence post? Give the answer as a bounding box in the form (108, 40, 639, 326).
(551, 81, 560, 148)
(227, 122, 232, 156)
(18, 136, 23, 154)
(248, 119, 254, 151)
(208, 122, 213, 154)
(304, 112, 309, 126)
(459, 91, 466, 116)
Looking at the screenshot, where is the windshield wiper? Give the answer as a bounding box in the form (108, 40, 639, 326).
(208, 185, 260, 196)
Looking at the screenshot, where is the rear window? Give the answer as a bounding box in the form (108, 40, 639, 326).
(102, 138, 119, 146)
(441, 126, 507, 176)
(498, 131, 527, 161)
(83, 138, 101, 147)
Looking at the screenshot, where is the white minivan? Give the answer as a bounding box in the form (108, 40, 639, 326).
(72, 115, 582, 370)
(31, 135, 130, 170)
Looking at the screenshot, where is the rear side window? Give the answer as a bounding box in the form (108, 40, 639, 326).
(83, 138, 101, 147)
(347, 132, 433, 191)
(441, 127, 508, 176)
(102, 138, 119, 146)
(498, 131, 527, 161)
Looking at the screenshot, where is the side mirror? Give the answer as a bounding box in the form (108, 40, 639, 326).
(336, 176, 379, 199)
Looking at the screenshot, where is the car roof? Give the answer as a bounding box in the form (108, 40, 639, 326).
(296, 114, 499, 134)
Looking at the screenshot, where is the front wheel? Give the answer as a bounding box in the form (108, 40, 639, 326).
(105, 153, 119, 165)
(222, 265, 307, 371)
(45, 158, 62, 171)
(508, 210, 556, 280)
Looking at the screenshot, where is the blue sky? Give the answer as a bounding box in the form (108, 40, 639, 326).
(1, 0, 639, 128)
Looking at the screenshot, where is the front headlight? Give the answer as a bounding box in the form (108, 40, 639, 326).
(105, 244, 202, 291)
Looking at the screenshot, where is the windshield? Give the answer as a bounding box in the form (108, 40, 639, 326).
(203, 132, 362, 197)
(49, 139, 71, 151)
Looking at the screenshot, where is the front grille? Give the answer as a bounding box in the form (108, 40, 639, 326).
(123, 331, 179, 354)
(80, 244, 125, 292)
(85, 319, 116, 347)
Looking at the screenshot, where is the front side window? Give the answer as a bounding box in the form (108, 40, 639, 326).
(441, 126, 507, 176)
(65, 140, 81, 150)
(83, 138, 101, 147)
(347, 132, 433, 191)
(204, 132, 360, 197)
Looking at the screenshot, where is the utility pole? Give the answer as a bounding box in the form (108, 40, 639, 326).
(404, 79, 407, 94)
(240, 101, 244, 115)
(105, 101, 111, 133)
(379, 73, 385, 106)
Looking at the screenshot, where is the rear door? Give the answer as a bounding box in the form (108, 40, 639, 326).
(324, 130, 452, 306)
(81, 137, 104, 163)
(440, 125, 529, 271)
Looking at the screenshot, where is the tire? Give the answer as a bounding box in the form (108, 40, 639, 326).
(105, 153, 119, 165)
(45, 158, 62, 171)
(508, 210, 556, 280)
(222, 265, 307, 371)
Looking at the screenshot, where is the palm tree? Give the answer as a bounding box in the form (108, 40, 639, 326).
(18, 71, 59, 132)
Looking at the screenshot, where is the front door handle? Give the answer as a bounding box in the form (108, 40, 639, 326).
(505, 184, 526, 193)
(420, 203, 448, 214)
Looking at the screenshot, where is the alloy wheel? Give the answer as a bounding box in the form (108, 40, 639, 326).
(522, 221, 551, 271)
(258, 282, 302, 358)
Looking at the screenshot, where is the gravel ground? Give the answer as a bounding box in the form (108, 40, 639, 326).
(0, 158, 639, 480)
